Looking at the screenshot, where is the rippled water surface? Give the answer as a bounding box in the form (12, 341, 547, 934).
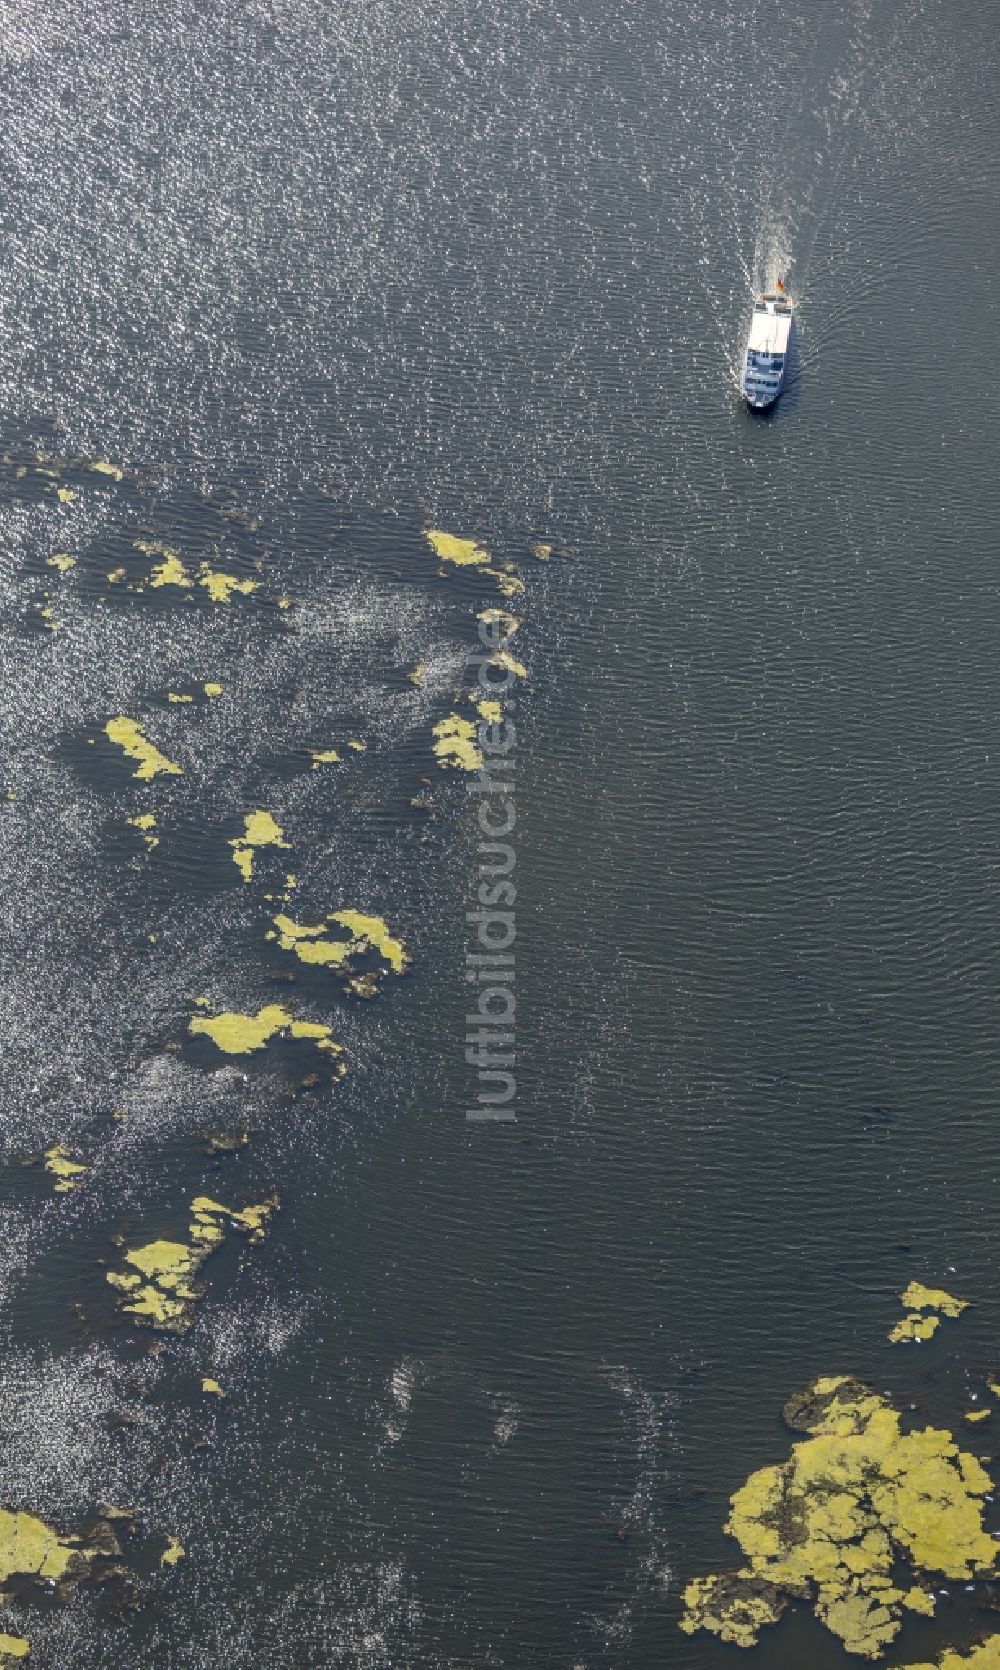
(1, 0, 999, 1664)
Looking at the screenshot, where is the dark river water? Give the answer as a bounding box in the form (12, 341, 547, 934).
(0, 0, 999, 1665)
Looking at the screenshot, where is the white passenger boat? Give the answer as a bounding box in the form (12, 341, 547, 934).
(741, 282, 794, 410)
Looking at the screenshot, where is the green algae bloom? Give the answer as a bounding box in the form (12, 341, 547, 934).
(160, 1536, 185, 1566)
(899, 1641, 1000, 1670)
(188, 1002, 342, 1061)
(432, 714, 482, 772)
(201, 1377, 225, 1397)
(269, 909, 410, 990)
(87, 458, 124, 480)
(127, 811, 159, 850)
(309, 748, 340, 768)
(45, 552, 76, 572)
(229, 810, 290, 880)
(136, 542, 192, 590)
(107, 1195, 279, 1331)
(476, 606, 520, 639)
(105, 718, 182, 781)
(43, 1145, 88, 1194)
(424, 528, 491, 568)
(0, 1508, 76, 1588)
(203, 682, 224, 698)
(197, 567, 258, 603)
(680, 1375, 996, 1659)
(0, 1635, 29, 1661)
(889, 1281, 968, 1344)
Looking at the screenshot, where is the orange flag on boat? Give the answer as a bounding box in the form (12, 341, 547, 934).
(776, 278, 785, 291)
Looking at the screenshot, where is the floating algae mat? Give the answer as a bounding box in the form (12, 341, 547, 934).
(897, 1641, 1000, 1669)
(432, 714, 482, 772)
(104, 717, 182, 781)
(229, 810, 290, 881)
(0, 1502, 146, 1608)
(42, 1145, 88, 1194)
(889, 1281, 969, 1344)
(268, 909, 409, 995)
(107, 1194, 279, 1330)
(680, 1374, 996, 1659)
(188, 1002, 343, 1062)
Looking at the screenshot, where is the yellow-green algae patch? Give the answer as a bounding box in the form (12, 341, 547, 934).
(107, 1195, 279, 1331)
(43, 1145, 88, 1194)
(188, 1003, 342, 1062)
(160, 1537, 185, 1566)
(965, 1408, 992, 1424)
(45, 552, 76, 572)
(135, 542, 192, 590)
(269, 909, 409, 990)
(87, 459, 124, 481)
(310, 748, 340, 768)
(105, 718, 182, 781)
(680, 1374, 996, 1659)
(229, 810, 289, 881)
(203, 682, 223, 697)
(424, 528, 491, 568)
(167, 691, 194, 704)
(899, 1641, 1000, 1670)
(127, 812, 158, 850)
(477, 606, 520, 638)
(0, 1508, 77, 1589)
(0, 1634, 29, 1660)
(901, 1282, 968, 1318)
(197, 567, 258, 603)
(202, 1377, 225, 1396)
(432, 715, 482, 772)
(889, 1282, 968, 1344)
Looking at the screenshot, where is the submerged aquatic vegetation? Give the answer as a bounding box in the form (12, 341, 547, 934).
(105, 718, 182, 781)
(889, 1282, 968, 1344)
(269, 909, 409, 992)
(0, 1508, 76, 1589)
(229, 810, 290, 881)
(0, 1504, 127, 1601)
(188, 1003, 342, 1061)
(107, 1195, 279, 1331)
(42, 1145, 88, 1194)
(432, 714, 482, 772)
(680, 1375, 996, 1659)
